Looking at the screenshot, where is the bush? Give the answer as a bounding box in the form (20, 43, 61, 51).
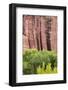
(47, 51, 57, 70)
(23, 49, 57, 74)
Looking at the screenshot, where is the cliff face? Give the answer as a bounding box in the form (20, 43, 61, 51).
(23, 15, 57, 52)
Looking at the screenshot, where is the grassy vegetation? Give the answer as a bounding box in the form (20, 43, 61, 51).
(23, 49, 57, 75)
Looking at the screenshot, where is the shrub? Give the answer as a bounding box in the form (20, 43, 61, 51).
(46, 51, 57, 70)
(23, 61, 32, 74)
(23, 49, 57, 74)
(23, 49, 38, 61)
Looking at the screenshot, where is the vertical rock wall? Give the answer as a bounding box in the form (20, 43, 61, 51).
(23, 15, 57, 52)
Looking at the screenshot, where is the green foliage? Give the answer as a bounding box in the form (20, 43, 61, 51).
(47, 51, 57, 70)
(23, 61, 32, 74)
(23, 49, 57, 75)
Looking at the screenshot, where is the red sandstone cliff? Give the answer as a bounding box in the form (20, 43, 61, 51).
(23, 15, 57, 52)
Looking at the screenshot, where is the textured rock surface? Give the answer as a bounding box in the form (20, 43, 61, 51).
(23, 15, 57, 52)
